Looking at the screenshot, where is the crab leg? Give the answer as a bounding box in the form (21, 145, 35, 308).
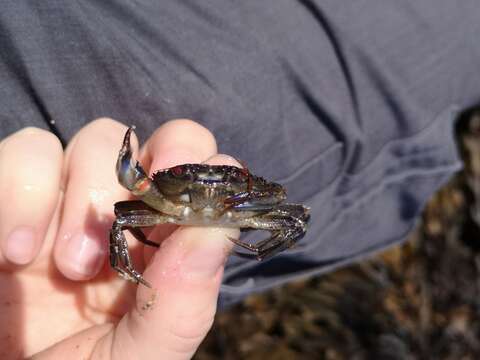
(229, 204, 309, 260)
(128, 227, 159, 248)
(255, 226, 307, 260)
(113, 200, 161, 248)
(224, 190, 285, 210)
(230, 226, 305, 260)
(110, 201, 175, 287)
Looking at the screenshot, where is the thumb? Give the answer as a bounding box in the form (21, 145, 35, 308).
(111, 225, 236, 360)
(108, 154, 242, 360)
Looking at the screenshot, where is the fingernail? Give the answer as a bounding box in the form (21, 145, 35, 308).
(64, 232, 105, 279)
(4, 226, 36, 264)
(181, 233, 230, 280)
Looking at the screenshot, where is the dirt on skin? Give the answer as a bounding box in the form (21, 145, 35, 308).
(195, 108, 480, 360)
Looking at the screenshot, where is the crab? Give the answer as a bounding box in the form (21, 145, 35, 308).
(110, 127, 310, 287)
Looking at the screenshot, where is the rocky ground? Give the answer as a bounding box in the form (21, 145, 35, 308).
(195, 108, 480, 360)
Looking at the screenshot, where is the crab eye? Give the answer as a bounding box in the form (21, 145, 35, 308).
(171, 165, 184, 177)
(232, 168, 248, 181)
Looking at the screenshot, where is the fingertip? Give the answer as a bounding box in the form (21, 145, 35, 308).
(0, 127, 63, 265)
(1, 127, 63, 160)
(54, 230, 107, 281)
(154, 119, 217, 150)
(204, 153, 243, 167)
(145, 119, 217, 171)
(65, 118, 140, 156)
(3, 226, 37, 265)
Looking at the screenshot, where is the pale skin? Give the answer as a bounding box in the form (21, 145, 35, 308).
(0, 118, 239, 359)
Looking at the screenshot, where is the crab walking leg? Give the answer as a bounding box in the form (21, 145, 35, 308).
(256, 226, 307, 260)
(110, 209, 174, 287)
(230, 221, 305, 260)
(229, 204, 309, 260)
(224, 189, 286, 209)
(269, 203, 311, 221)
(113, 200, 161, 248)
(127, 227, 159, 248)
(254, 204, 309, 259)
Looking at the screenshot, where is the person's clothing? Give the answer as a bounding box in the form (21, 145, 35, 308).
(1, 1, 479, 307)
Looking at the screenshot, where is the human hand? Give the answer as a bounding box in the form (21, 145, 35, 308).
(0, 118, 237, 359)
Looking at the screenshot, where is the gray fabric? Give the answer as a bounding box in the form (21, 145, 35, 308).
(0, 1, 479, 306)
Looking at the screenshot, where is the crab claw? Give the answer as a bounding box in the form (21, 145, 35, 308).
(116, 127, 151, 196)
